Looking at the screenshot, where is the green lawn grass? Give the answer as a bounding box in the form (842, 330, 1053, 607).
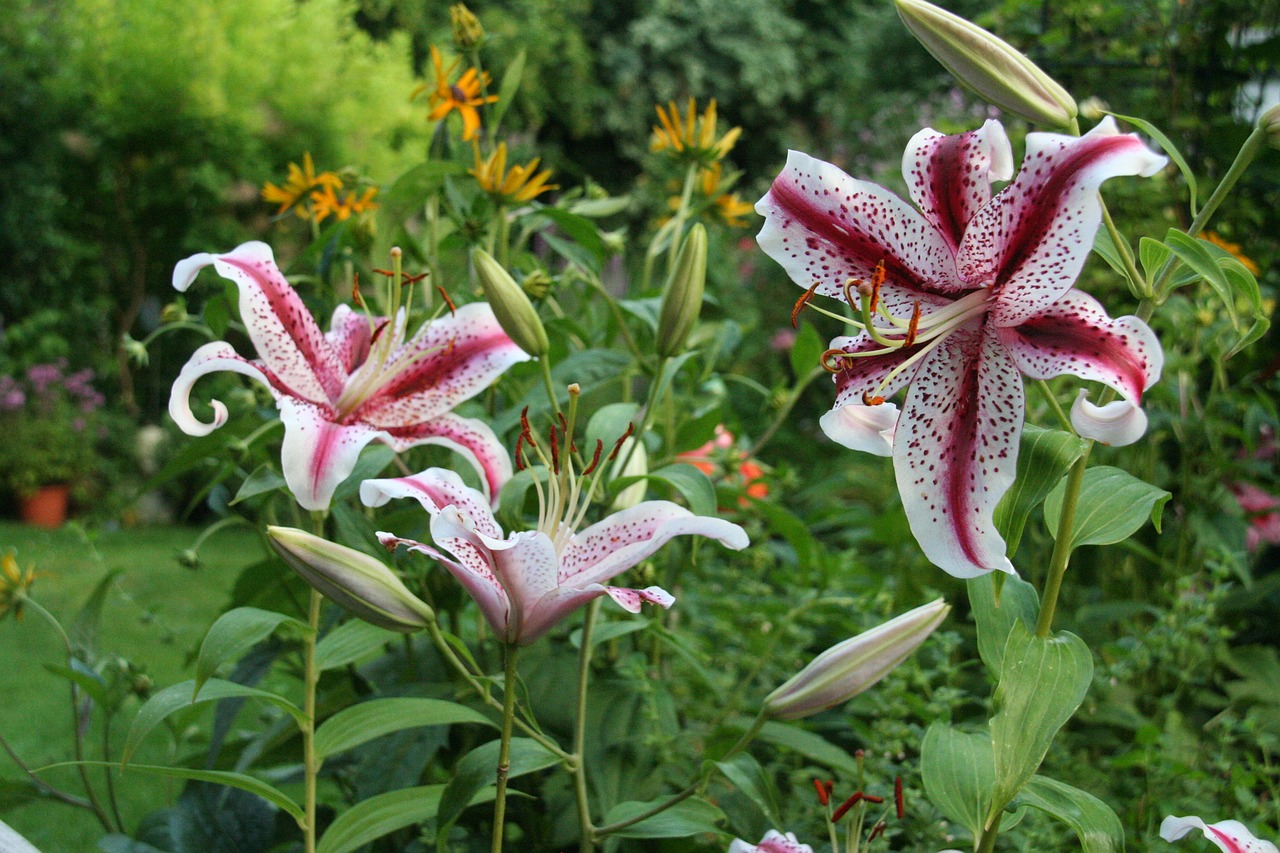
(0, 520, 266, 850)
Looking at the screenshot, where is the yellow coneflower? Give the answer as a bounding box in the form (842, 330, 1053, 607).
(470, 143, 558, 204)
(0, 552, 36, 622)
(309, 185, 379, 224)
(261, 153, 343, 218)
(415, 45, 498, 142)
(1202, 231, 1261, 276)
(700, 163, 755, 227)
(651, 98, 741, 165)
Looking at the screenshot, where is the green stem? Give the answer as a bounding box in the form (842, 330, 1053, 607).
(573, 601, 602, 853)
(1034, 446, 1093, 637)
(594, 714, 766, 837)
(302, 588, 321, 853)
(540, 358, 562, 416)
(613, 355, 667, 477)
(1035, 380, 1074, 433)
(496, 205, 511, 269)
(1101, 201, 1150, 298)
(491, 645, 521, 853)
(976, 809, 1004, 853)
(747, 366, 825, 458)
(585, 275, 645, 361)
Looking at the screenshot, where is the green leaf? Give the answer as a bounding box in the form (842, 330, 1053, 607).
(194, 608, 303, 696)
(72, 569, 122, 661)
(715, 753, 783, 828)
(314, 620, 399, 671)
(124, 679, 305, 766)
(230, 466, 285, 505)
(789, 321, 824, 380)
(331, 445, 396, 503)
(1138, 236, 1173, 284)
(316, 783, 498, 853)
(602, 796, 725, 838)
(58, 761, 302, 826)
(1043, 466, 1171, 549)
(314, 698, 495, 761)
(921, 724, 994, 838)
(993, 424, 1088, 556)
(966, 573, 1039, 676)
(646, 462, 716, 516)
(1090, 226, 1128, 279)
(587, 402, 640, 450)
(569, 618, 649, 650)
(537, 207, 607, 269)
(490, 49, 525, 133)
(1104, 112, 1197, 216)
(44, 661, 108, 706)
(566, 195, 631, 218)
(1012, 775, 1125, 853)
(435, 738, 561, 845)
(757, 721, 860, 775)
(1163, 229, 1238, 327)
(988, 623, 1093, 818)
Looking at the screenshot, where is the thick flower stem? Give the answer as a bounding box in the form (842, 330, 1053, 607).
(491, 644, 521, 853)
(573, 601, 602, 853)
(1034, 446, 1093, 638)
(302, 588, 321, 853)
(540, 358, 562, 416)
(976, 810, 1004, 853)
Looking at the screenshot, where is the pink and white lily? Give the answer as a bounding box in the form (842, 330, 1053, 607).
(728, 830, 814, 853)
(1161, 815, 1278, 853)
(756, 118, 1166, 577)
(170, 241, 529, 511)
(359, 465, 749, 645)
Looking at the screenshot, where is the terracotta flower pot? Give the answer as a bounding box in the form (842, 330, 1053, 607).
(19, 483, 70, 529)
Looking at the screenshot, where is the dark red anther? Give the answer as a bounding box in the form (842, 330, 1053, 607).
(869, 259, 886, 313)
(861, 390, 886, 406)
(868, 820, 887, 841)
(581, 439, 604, 476)
(862, 793, 884, 804)
(519, 407, 534, 442)
(352, 273, 364, 306)
(549, 424, 561, 473)
(369, 319, 389, 347)
(813, 778, 830, 806)
(791, 280, 823, 328)
(372, 267, 395, 278)
(902, 301, 922, 347)
(831, 792, 863, 823)
(607, 423, 635, 461)
(895, 776, 904, 819)
(402, 271, 429, 285)
(514, 432, 527, 471)
(437, 285, 457, 316)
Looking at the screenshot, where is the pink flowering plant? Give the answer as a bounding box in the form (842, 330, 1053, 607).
(9, 2, 1280, 852)
(0, 359, 106, 496)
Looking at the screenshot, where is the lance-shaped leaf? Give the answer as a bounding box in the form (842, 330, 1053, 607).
(1043, 466, 1170, 549)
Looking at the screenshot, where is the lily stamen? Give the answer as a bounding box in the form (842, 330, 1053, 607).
(902, 301, 922, 347)
(791, 280, 823, 327)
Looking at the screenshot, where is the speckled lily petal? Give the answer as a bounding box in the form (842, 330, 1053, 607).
(278, 398, 389, 512)
(383, 412, 513, 508)
(1160, 816, 1279, 853)
(378, 528, 509, 639)
(360, 467, 503, 539)
(756, 150, 963, 310)
(826, 333, 921, 406)
(558, 500, 750, 590)
(173, 241, 343, 403)
(169, 342, 276, 436)
(894, 323, 1019, 577)
(904, 119, 1013, 252)
(962, 118, 1168, 324)
(998, 289, 1162, 405)
(325, 304, 374, 375)
(516, 583, 675, 645)
(729, 830, 816, 853)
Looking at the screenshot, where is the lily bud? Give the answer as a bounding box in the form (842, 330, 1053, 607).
(450, 3, 484, 50)
(472, 248, 549, 358)
(656, 224, 708, 358)
(267, 526, 434, 633)
(610, 436, 648, 510)
(1259, 103, 1280, 149)
(894, 0, 1077, 128)
(764, 599, 949, 720)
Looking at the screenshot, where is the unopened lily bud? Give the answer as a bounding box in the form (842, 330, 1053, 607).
(450, 3, 484, 50)
(1259, 103, 1280, 149)
(764, 598, 949, 720)
(610, 436, 648, 510)
(472, 248, 549, 357)
(267, 526, 434, 633)
(656, 224, 707, 358)
(894, 0, 1077, 128)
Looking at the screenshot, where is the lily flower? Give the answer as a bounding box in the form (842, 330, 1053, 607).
(757, 118, 1165, 577)
(1161, 815, 1278, 853)
(170, 241, 530, 511)
(360, 407, 748, 644)
(728, 830, 814, 853)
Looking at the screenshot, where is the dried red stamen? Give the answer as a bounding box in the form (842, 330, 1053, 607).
(861, 390, 885, 406)
(549, 425, 561, 473)
(369, 319, 390, 347)
(895, 777, 904, 819)
(437, 285, 457, 315)
(868, 820, 887, 841)
(581, 439, 604, 476)
(821, 348, 849, 374)
(813, 778, 831, 806)
(352, 273, 364, 306)
(902, 301, 922, 347)
(372, 267, 395, 278)
(831, 792, 863, 823)
(519, 407, 534, 442)
(791, 280, 823, 328)
(402, 271, 429, 285)
(607, 423, 636, 461)
(514, 432, 527, 471)
(862, 793, 884, 804)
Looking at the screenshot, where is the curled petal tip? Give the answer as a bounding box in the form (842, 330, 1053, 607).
(1070, 390, 1148, 446)
(1160, 815, 1279, 853)
(820, 402, 898, 456)
(172, 252, 216, 292)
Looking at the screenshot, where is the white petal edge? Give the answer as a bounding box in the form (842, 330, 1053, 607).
(169, 341, 274, 436)
(1070, 389, 1148, 446)
(820, 401, 898, 456)
(1160, 815, 1279, 853)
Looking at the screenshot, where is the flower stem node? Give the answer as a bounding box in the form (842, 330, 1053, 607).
(894, 0, 1078, 128)
(473, 248, 549, 358)
(656, 224, 708, 358)
(763, 599, 949, 720)
(267, 526, 434, 633)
